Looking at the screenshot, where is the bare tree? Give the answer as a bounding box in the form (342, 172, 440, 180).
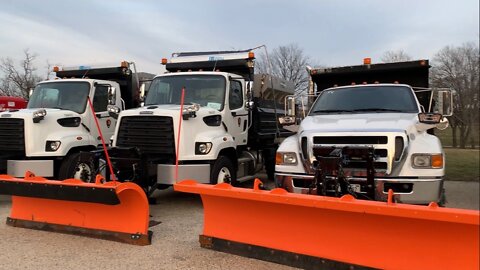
(0, 49, 43, 99)
(256, 44, 311, 96)
(431, 42, 479, 148)
(381, 50, 412, 63)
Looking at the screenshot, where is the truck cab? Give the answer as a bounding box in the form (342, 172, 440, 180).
(0, 62, 153, 180)
(275, 59, 454, 205)
(98, 50, 294, 195)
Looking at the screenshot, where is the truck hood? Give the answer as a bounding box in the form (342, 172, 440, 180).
(0, 108, 81, 119)
(299, 113, 419, 133)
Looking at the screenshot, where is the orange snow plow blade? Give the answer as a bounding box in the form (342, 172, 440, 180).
(0, 172, 151, 245)
(174, 179, 480, 270)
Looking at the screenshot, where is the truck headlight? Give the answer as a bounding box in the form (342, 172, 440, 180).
(195, 142, 212, 155)
(45, 140, 61, 152)
(33, 109, 47, 123)
(276, 152, 298, 165)
(412, 154, 443, 169)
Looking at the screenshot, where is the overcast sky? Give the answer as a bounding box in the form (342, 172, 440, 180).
(1, 0, 478, 75)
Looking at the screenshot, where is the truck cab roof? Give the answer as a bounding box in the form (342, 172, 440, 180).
(38, 78, 114, 84)
(323, 83, 413, 91)
(164, 49, 254, 80)
(157, 71, 243, 79)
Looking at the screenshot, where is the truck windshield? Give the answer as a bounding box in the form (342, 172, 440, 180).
(310, 86, 418, 115)
(28, 82, 90, 113)
(145, 75, 226, 110)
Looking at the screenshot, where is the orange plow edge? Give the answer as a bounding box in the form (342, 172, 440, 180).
(0, 173, 151, 245)
(174, 179, 480, 270)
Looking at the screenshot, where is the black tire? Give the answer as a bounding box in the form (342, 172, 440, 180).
(438, 188, 447, 207)
(263, 148, 277, 181)
(210, 156, 236, 185)
(265, 157, 275, 181)
(157, 184, 171, 190)
(58, 152, 96, 183)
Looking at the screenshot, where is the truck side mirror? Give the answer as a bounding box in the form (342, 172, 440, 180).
(139, 84, 146, 103)
(278, 95, 297, 126)
(278, 116, 296, 126)
(418, 113, 442, 124)
(108, 86, 116, 105)
(245, 101, 254, 110)
(285, 96, 296, 117)
(107, 105, 120, 119)
(430, 89, 453, 117)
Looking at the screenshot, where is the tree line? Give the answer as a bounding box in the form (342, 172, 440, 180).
(0, 43, 478, 148)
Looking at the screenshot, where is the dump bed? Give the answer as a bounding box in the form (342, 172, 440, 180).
(56, 64, 154, 109)
(310, 60, 430, 108)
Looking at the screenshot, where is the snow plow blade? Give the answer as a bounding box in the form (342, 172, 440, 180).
(0, 173, 151, 245)
(174, 179, 479, 270)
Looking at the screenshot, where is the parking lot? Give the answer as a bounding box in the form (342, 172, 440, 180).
(0, 179, 478, 270)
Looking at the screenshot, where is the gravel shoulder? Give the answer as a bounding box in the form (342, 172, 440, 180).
(0, 190, 295, 270)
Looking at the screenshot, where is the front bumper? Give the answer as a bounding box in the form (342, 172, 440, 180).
(275, 172, 444, 205)
(156, 164, 211, 185)
(6, 160, 54, 177)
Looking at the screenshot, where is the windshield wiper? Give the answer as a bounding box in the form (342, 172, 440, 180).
(351, 108, 405, 112)
(312, 109, 354, 113)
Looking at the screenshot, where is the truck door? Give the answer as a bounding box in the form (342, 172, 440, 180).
(224, 80, 248, 146)
(92, 84, 116, 143)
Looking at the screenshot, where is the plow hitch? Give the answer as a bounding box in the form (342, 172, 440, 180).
(312, 146, 377, 199)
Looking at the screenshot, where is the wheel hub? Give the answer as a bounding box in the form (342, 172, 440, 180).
(74, 162, 92, 182)
(217, 167, 231, 184)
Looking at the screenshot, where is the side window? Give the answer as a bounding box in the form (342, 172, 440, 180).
(93, 85, 109, 112)
(229, 80, 243, 110)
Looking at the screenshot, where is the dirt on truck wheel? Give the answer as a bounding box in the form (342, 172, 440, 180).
(58, 152, 96, 182)
(210, 156, 237, 185)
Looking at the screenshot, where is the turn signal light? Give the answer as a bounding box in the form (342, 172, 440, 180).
(431, 154, 443, 168)
(363, 58, 371, 65)
(248, 51, 255, 59)
(53, 66, 60, 72)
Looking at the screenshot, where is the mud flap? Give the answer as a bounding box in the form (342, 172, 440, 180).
(174, 179, 479, 269)
(0, 173, 151, 245)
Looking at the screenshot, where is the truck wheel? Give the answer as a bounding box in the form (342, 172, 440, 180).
(438, 188, 447, 207)
(265, 157, 275, 181)
(264, 148, 277, 181)
(211, 156, 237, 185)
(58, 152, 96, 183)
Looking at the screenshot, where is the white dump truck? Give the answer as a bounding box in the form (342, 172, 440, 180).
(0, 62, 154, 180)
(89, 50, 294, 195)
(275, 59, 453, 205)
